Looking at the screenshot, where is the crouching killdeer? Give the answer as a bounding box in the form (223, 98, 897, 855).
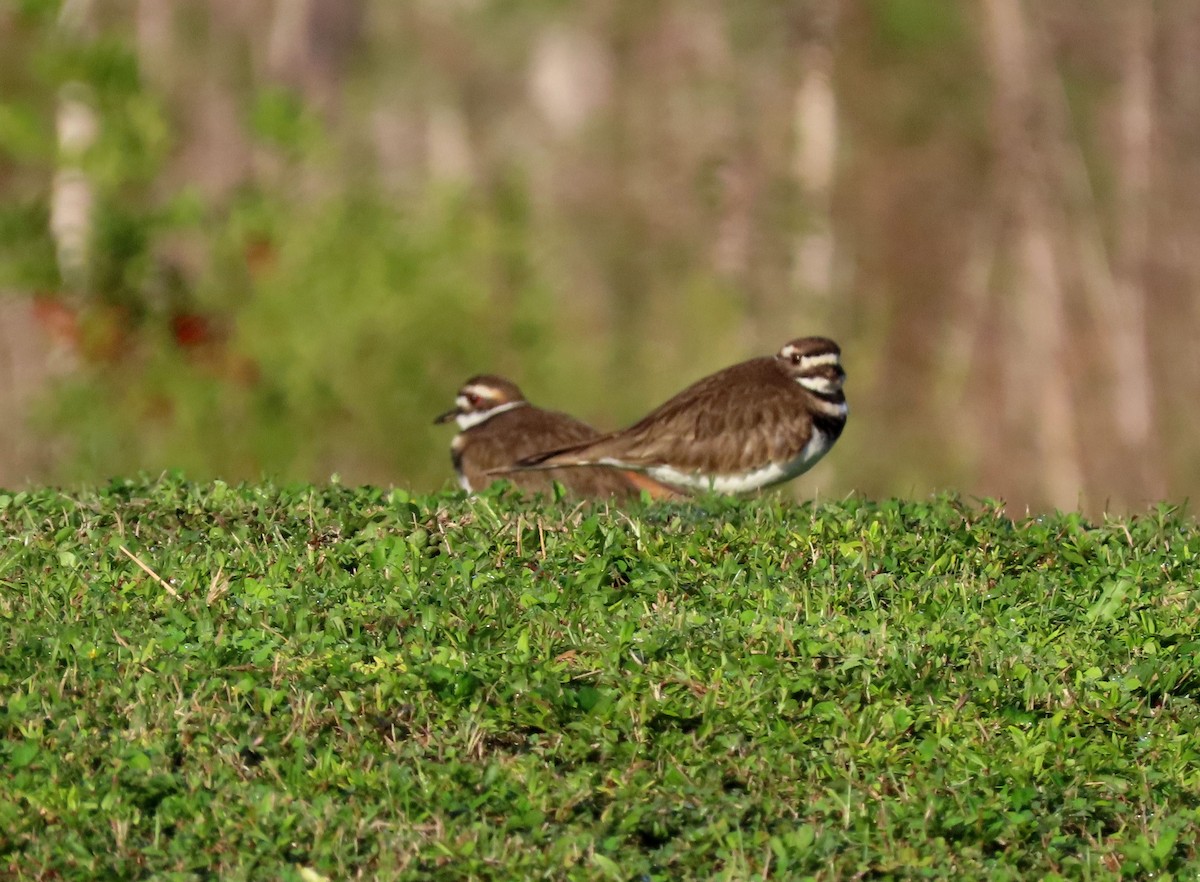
(511, 337, 847, 495)
(435, 375, 677, 500)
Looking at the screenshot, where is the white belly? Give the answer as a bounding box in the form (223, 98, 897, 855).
(645, 429, 832, 494)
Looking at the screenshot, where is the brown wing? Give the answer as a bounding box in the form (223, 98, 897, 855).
(518, 358, 812, 475)
(459, 406, 675, 499)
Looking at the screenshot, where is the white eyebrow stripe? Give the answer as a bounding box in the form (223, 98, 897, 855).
(799, 353, 840, 368)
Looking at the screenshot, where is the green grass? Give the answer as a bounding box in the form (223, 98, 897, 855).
(2, 477, 1199, 880)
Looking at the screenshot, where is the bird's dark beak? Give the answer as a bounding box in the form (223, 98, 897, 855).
(434, 408, 459, 425)
(826, 365, 846, 392)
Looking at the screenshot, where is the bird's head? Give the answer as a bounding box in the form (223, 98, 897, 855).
(776, 337, 845, 397)
(435, 375, 528, 430)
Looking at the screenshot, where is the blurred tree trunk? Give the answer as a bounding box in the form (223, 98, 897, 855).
(1155, 4, 1200, 494)
(52, 0, 98, 297)
(1037, 1, 1165, 509)
(139, 1, 254, 200)
(791, 5, 839, 322)
(267, 0, 364, 116)
(589, 4, 663, 403)
(982, 0, 1085, 511)
(1106, 0, 1165, 502)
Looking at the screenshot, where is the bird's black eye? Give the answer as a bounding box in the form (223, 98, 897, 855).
(790, 352, 803, 365)
(465, 392, 481, 407)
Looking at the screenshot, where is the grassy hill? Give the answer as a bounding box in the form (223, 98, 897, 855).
(2, 477, 1198, 880)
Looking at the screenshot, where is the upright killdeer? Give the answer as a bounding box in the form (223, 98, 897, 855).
(511, 337, 847, 495)
(435, 375, 677, 500)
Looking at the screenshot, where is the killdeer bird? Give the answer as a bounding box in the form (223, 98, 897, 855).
(435, 375, 677, 500)
(512, 337, 847, 495)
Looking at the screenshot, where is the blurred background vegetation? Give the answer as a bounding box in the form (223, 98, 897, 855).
(1, 0, 1197, 515)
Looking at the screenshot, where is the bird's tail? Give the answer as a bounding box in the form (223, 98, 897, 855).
(509, 441, 599, 471)
(487, 443, 681, 500)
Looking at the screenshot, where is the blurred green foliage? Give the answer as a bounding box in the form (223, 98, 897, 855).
(0, 5, 569, 491)
(43, 181, 561, 487)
